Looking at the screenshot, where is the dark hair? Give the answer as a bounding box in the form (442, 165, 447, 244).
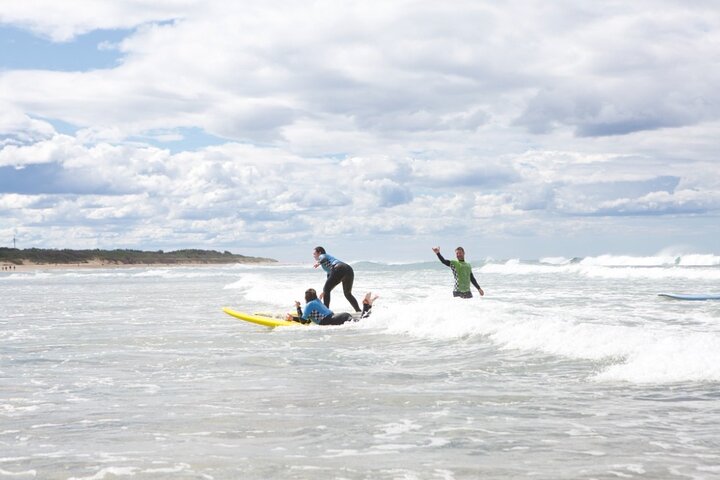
(305, 288, 318, 302)
(314, 246, 326, 255)
(455, 246, 465, 253)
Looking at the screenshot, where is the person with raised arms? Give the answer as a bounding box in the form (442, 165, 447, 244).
(432, 246, 484, 298)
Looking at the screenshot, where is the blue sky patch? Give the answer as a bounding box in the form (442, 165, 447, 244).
(39, 117, 79, 136)
(0, 25, 130, 71)
(0, 163, 112, 195)
(130, 127, 229, 153)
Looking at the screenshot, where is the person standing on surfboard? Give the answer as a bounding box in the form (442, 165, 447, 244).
(287, 289, 378, 325)
(312, 246, 361, 312)
(432, 246, 484, 298)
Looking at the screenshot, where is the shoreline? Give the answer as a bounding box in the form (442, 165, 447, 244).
(1, 260, 278, 272)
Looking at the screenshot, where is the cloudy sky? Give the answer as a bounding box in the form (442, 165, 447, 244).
(1, 0, 719, 262)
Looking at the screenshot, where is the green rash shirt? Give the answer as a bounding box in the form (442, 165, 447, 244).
(435, 252, 481, 294)
(450, 259, 473, 292)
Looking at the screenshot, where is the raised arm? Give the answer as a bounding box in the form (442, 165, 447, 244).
(432, 246, 451, 266)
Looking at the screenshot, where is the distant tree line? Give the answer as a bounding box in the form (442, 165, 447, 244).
(0, 248, 276, 265)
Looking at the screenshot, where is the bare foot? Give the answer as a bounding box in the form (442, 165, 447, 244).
(363, 292, 379, 305)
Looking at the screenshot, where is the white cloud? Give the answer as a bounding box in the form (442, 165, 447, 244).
(1, 1, 720, 259)
(4, 0, 719, 145)
(0, 0, 194, 42)
(0, 105, 56, 148)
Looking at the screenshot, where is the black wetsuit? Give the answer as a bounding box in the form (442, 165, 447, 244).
(317, 254, 361, 312)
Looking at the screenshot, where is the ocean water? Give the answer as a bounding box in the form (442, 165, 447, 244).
(2, 255, 720, 479)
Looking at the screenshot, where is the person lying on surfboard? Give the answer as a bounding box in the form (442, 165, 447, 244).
(286, 289, 378, 325)
(312, 246, 362, 312)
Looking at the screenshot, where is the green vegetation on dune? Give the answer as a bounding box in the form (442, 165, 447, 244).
(0, 248, 276, 265)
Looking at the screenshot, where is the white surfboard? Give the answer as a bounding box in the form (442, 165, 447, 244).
(658, 293, 720, 301)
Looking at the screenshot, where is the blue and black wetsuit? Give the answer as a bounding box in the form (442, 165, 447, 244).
(293, 299, 372, 325)
(317, 253, 361, 312)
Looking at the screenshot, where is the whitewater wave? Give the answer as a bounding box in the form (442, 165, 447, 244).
(480, 256, 720, 280)
(354, 253, 720, 273)
(594, 331, 720, 383)
(360, 297, 720, 384)
(578, 254, 719, 267)
(539, 257, 573, 265)
(224, 273, 299, 308)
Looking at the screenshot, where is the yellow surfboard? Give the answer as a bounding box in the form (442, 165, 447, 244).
(222, 307, 306, 328)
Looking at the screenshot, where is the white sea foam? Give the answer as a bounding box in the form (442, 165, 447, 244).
(0, 468, 36, 477)
(132, 269, 199, 279)
(223, 262, 308, 271)
(364, 292, 720, 384)
(364, 297, 491, 339)
(480, 262, 560, 275)
(676, 254, 720, 266)
(68, 467, 138, 480)
(374, 419, 423, 439)
(539, 256, 572, 265)
(494, 314, 720, 383)
(222, 274, 267, 291)
(0, 272, 53, 281)
(3, 259, 720, 478)
(579, 265, 720, 280)
(579, 253, 720, 267)
(479, 259, 720, 280)
(594, 332, 720, 383)
(579, 254, 679, 267)
(223, 273, 298, 307)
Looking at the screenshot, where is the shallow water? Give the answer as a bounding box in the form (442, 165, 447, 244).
(2, 257, 720, 479)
